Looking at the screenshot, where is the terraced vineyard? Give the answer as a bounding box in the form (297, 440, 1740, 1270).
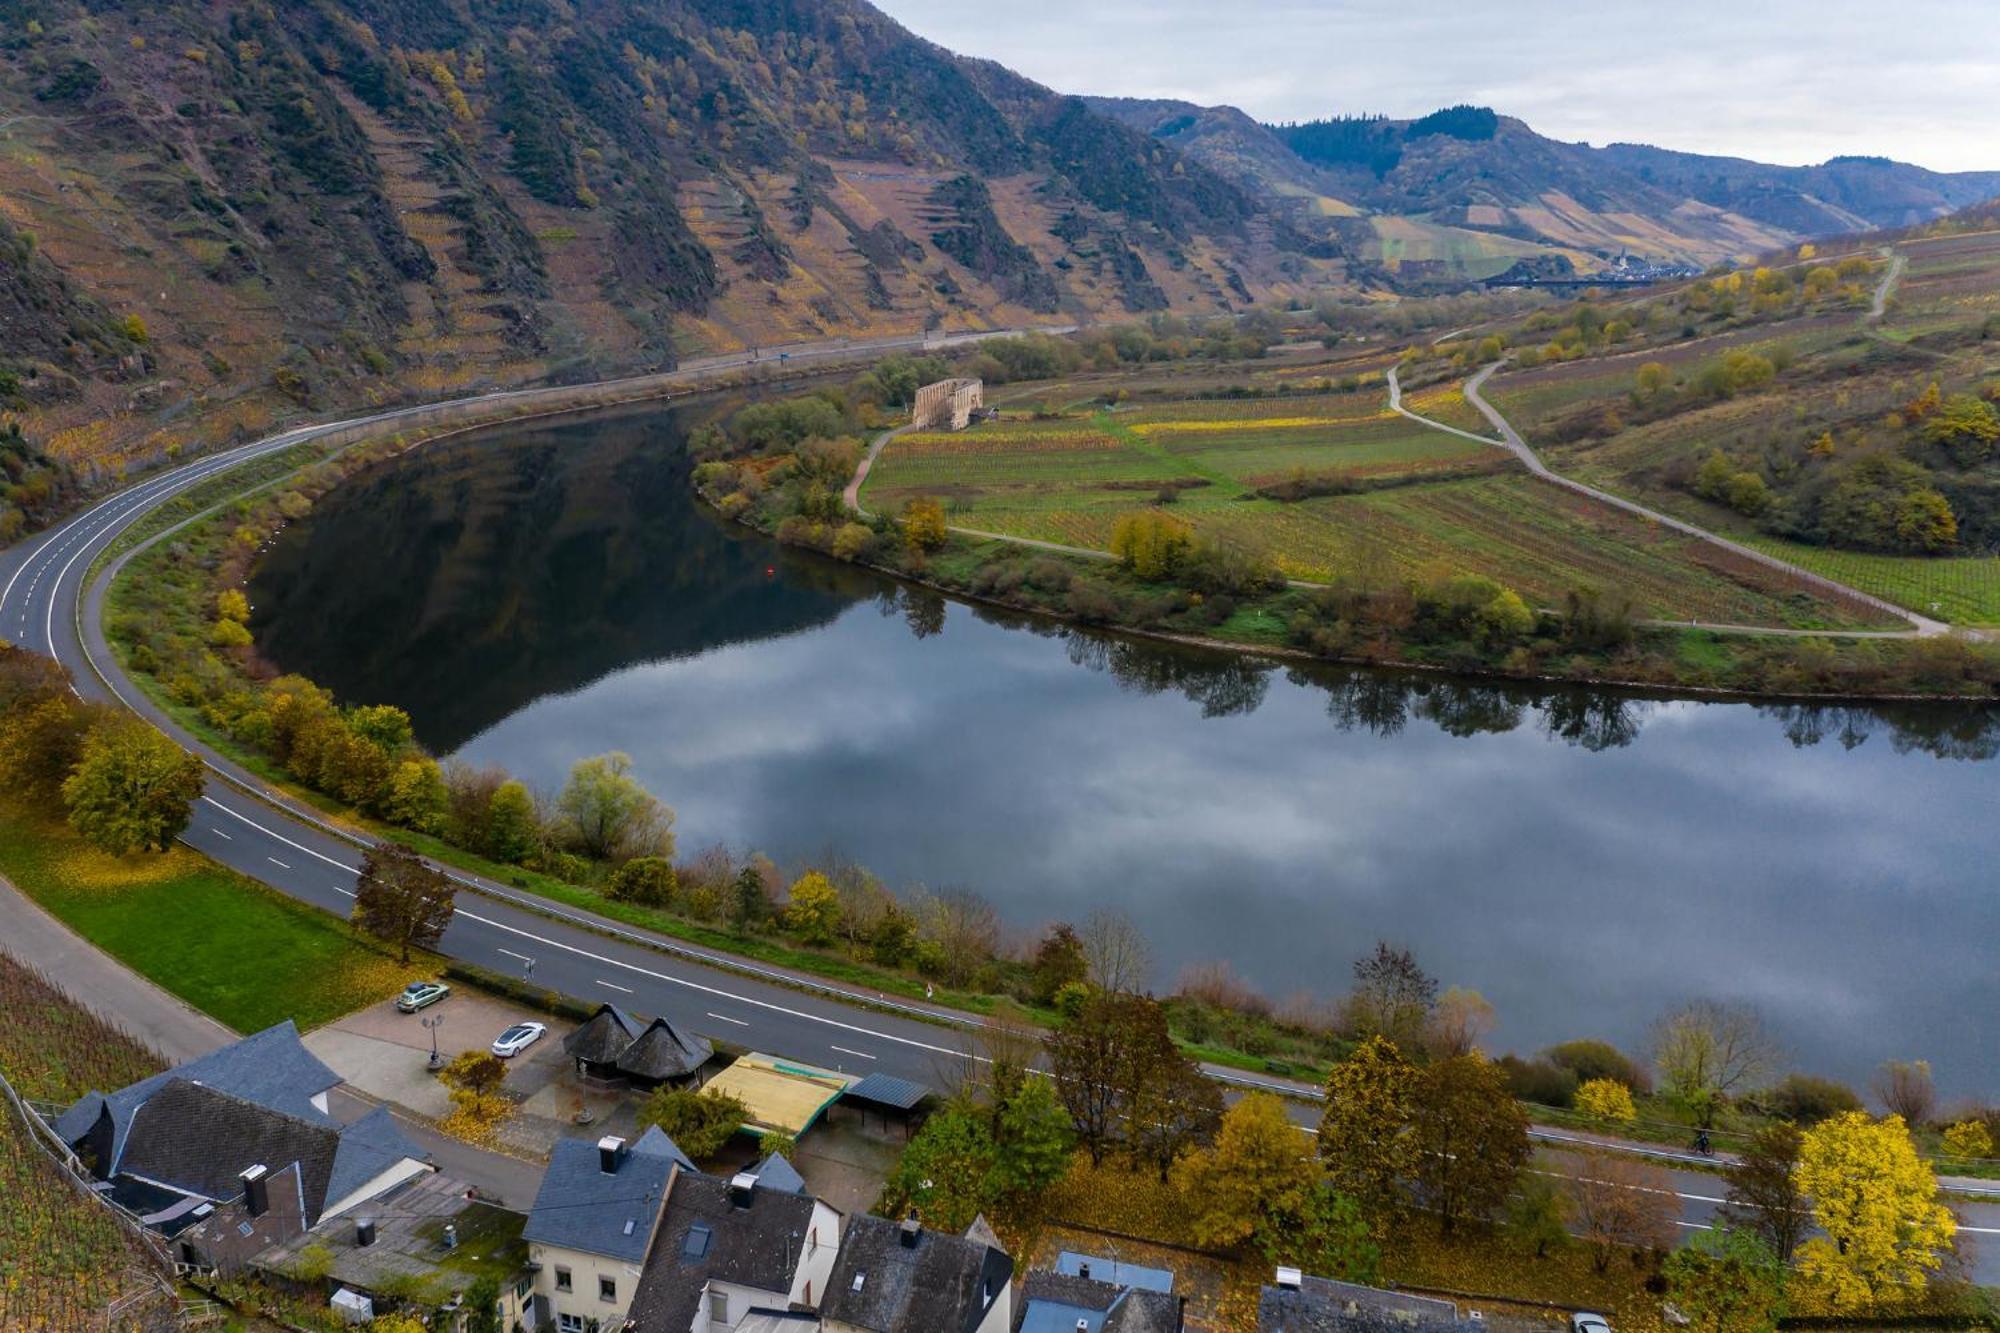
(1741, 538, 2000, 626)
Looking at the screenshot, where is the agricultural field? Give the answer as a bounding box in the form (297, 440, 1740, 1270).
(0, 954, 171, 1331)
(0, 802, 419, 1033)
(1398, 379, 1497, 437)
(1741, 537, 2000, 626)
(863, 388, 1890, 628)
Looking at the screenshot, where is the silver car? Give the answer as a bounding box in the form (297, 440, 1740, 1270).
(1571, 1315, 1612, 1333)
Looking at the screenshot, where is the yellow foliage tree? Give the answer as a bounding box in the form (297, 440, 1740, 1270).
(216, 588, 250, 623)
(901, 497, 947, 552)
(1109, 510, 1192, 580)
(1795, 1112, 1955, 1308)
(1575, 1078, 1637, 1123)
(1171, 1092, 1315, 1249)
(1942, 1119, 1994, 1160)
(1317, 1035, 1419, 1226)
(786, 871, 842, 944)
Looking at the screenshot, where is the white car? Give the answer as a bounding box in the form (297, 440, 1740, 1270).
(1571, 1315, 1613, 1333)
(490, 1021, 547, 1058)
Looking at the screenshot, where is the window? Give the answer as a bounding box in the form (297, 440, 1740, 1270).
(708, 1288, 729, 1322)
(558, 1317, 585, 1333)
(515, 1278, 532, 1304)
(554, 1266, 572, 1293)
(599, 1276, 616, 1303)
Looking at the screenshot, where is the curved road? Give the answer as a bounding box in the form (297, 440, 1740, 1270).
(5, 334, 1997, 1276)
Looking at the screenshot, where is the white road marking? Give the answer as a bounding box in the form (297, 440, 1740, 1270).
(596, 979, 633, 994)
(829, 1045, 876, 1061)
(496, 948, 535, 966)
(706, 1012, 750, 1027)
(210, 828, 232, 840)
(266, 856, 291, 869)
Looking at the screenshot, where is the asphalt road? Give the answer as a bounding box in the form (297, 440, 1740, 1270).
(5, 334, 1997, 1279)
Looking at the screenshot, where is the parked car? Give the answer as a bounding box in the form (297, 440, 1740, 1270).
(1571, 1315, 1613, 1333)
(490, 1021, 547, 1058)
(395, 980, 451, 1013)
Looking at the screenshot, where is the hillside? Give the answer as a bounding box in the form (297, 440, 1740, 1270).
(0, 0, 1332, 485)
(1095, 97, 2000, 280)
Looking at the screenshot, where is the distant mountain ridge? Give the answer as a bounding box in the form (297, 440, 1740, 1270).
(1091, 97, 2000, 280)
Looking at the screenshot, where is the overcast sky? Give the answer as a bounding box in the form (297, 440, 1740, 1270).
(871, 0, 2000, 174)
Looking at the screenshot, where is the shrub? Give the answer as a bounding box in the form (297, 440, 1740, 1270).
(1760, 1073, 1861, 1125)
(608, 855, 677, 906)
(439, 1050, 507, 1095)
(1942, 1120, 1994, 1160)
(1575, 1078, 1637, 1123)
(639, 1087, 747, 1160)
(1546, 1039, 1650, 1093)
(1499, 1054, 1577, 1108)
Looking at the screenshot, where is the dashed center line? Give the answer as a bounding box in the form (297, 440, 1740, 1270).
(706, 1012, 750, 1027)
(266, 856, 291, 869)
(829, 1044, 876, 1061)
(210, 828, 232, 840)
(597, 979, 633, 993)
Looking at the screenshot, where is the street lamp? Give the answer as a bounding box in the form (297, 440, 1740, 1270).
(422, 1013, 446, 1070)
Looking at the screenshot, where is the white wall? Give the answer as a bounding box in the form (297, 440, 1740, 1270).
(528, 1242, 647, 1328)
(320, 1158, 432, 1222)
(789, 1200, 842, 1308)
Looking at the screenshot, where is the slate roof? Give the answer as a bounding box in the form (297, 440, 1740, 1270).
(843, 1072, 930, 1112)
(1257, 1277, 1480, 1333)
(1055, 1252, 1174, 1293)
(55, 1021, 338, 1173)
(1017, 1271, 1182, 1333)
(522, 1125, 685, 1264)
(119, 1081, 340, 1220)
(563, 1004, 643, 1066)
(323, 1106, 424, 1212)
(820, 1214, 1013, 1333)
(750, 1151, 808, 1195)
(624, 1170, 822, 1332)
(618, 1016, 714, 1081)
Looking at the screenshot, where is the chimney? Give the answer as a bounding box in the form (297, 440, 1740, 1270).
(1274, 1266, 1302, 1290)
(598, 1136, 627, 1175)
(1077, 1261, 1091, 1281)
(356, 1217, 377, 1248)
(1176, 1295, 1187, 1333)
(729, 1171, 758, 1208)
(442, 1222, 458, 1250)
(1076, 1321, 1089, 1333)
(240, 1165, 269, 1218)
(899, 1215, 922, 1249)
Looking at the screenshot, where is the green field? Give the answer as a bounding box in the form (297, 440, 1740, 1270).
(0, 804, 416, 1033)
(1742, 538, 2000, 626)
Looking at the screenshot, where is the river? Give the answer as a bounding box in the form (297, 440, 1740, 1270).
(250, 400, 2000, 1098)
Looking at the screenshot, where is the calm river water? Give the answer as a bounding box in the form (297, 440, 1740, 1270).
(252, 402, 2000, 1097)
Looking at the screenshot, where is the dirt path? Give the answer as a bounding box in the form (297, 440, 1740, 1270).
(1392, 362, 1941, 636)
(1870, 246, 1907, 320)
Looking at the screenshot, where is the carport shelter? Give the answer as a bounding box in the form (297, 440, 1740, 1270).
(701, 1054, 854, 1138)
(840, 1072, 931, 1137)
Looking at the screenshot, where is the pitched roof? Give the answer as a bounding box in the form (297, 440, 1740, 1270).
(118, 1081, 340, 1220)
(522, 1126, 683, 1263)
(820, 1214, 1013, 1333)
(625, 1170, 823, 1332)
(1017, 1271, 1182, 1333)
(562, 1004, 644, 1066)
(56, 1022, 338, 1172)
(617, 1016, 714, 1081)
(1055, 1252, 1174, 1293)
(750, 1151, 808, 1196)
(323, 1106, 424, 1211)
(1257, 1277, 1480, 1333)
(844, 1072, 930, 1112)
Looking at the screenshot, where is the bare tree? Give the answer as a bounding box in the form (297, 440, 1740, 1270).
(914, 887, 1000, 988)
(1567, 1151, 1678, 1273)
(1651, 1000, 1778, 1127)
(1874, 1059, 1937, 1126)
(1426, 986, 1496, 1058)
(1721, 1122, 1811, 1263)
(1080, 908, 1151, 995)
(1343, 941, 1437, 1048)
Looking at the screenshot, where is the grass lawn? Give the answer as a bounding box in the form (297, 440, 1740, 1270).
(0, 802, 414, 1033)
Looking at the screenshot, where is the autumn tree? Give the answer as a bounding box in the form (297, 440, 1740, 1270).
(352, 841, 456, 963)
(1576, 1078, 1638, 1123)
(1171, 1092, 1316, 1249)
(1127, 1038, 1222, 1181)
(1795, 1112, 1956, 1308)
(991, 1077, 1073, 1203)
(1317, 1036, 1419, 1227)
(786, 872, 842, 945)
(1663, 1226, 1786, 1333)
(60, 717, 204, 854)
(1411, 1053, 1530, 1235)
(1568, 1152, 1678, 1273)
(1426, 986, 1495, 1057)
(485, 779, 539, 863)
(609, 855, 677, 907)
(1722, 1123, 1811, 1263)
(639, 1087, 748, 1161)
(1030, 923, 1089, 1004)
(728, 865, 767, 932)
(901, 496, 947, 552)
(1652, 1000, 1776, 1127)
(557, 751, 672, 860)
(1503, 1173, 1571, 1260)
(1343, 941, 1437, 1048)
(1109, 510, 1192, 579)
(1260, 1182, 1380, 1284)
(1043, 990, 1192, 1167)
(387, 757, 448, 834)
(1943, 1119, 1994, 1160)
